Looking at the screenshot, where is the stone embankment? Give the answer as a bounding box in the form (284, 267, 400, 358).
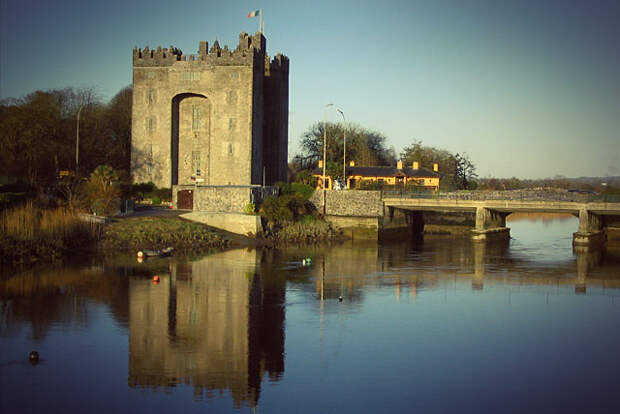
(309, 190, 383, 217)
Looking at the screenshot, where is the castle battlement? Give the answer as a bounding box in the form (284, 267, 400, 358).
(268, 54, 290, 73)
(133, 32, 272, 67)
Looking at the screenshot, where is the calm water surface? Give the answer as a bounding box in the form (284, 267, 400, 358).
(2, 215, 620, 413)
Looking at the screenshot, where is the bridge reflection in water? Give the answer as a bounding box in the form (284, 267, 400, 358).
(308, 237, 619, 302)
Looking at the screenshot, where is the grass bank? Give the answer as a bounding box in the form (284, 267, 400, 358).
(100, 216, 229, 252)
(262, 219, 343, 245)
(0, 204, 231, 266)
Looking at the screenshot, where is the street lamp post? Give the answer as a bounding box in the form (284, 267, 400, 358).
(337, 109, 346, 189)
(322, 103, 333, 214)
(76, 105, 83, 174)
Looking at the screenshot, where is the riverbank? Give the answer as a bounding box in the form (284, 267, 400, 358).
(0, 203, 345, 267)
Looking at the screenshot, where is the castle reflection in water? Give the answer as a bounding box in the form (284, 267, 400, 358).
(127, 249, 285, 408)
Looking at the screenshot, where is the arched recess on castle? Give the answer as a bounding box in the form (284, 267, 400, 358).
(171, 93, 211, 186)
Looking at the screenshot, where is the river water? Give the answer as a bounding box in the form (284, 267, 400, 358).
(1, 215, 620, 413)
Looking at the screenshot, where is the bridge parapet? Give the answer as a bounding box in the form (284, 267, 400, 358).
(382, 188, 619, 203)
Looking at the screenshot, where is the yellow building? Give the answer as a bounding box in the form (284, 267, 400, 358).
(313, 160, 441, 191)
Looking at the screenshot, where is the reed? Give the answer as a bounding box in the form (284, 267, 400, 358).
(0, 202, 102, 258)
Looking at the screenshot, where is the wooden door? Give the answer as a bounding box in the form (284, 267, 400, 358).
(177, 189, 193, 209)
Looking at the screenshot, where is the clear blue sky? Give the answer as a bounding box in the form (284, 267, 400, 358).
(1, 0, 618, 178)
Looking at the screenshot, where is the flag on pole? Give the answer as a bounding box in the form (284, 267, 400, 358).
(248, 10, 260, 18)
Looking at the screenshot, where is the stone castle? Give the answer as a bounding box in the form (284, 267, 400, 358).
(131, 32, 289, 188)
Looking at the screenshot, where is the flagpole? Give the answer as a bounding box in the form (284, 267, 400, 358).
(260, 8, 263, 34)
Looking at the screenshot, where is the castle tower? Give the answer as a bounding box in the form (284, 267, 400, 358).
(131, 32, 289, 188)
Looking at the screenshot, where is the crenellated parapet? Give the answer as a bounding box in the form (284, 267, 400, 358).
(133, 45, 182, 66)
(133, 32, 271, 67)
(266, 53, 290, 75)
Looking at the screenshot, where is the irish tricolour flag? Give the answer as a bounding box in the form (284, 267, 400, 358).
(248, 9, 260, 18)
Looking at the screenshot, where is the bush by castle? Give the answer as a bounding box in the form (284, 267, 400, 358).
(257, 182, 343, 244)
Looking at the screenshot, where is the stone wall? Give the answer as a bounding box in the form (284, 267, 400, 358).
(173, 185, 276, 213)
(309, 190, 383, 217)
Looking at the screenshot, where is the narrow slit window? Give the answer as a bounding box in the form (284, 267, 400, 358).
(192, 106, 201, 131)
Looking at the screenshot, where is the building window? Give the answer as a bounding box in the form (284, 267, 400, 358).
(228, 143, 233, 156)
(147, 89, 156, 104)
(192, 106, 201, 131)
(146, 117, 156, 133)
(181, 71, 200, 81)
(146, 145, 154, 176)
(191, 151, 201, 173)
(228, 118, 235, 131)
(147, 71, 154, 79)
(227, 90, 237, 105)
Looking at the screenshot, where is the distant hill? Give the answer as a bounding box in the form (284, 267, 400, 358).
(570, 176, 620, 187)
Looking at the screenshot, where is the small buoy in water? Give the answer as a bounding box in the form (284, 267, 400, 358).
(137, 251, 144, 258)
(29, 351, 39, 365)
(338, 296, 343, 302)
(152, 275, 160, 284)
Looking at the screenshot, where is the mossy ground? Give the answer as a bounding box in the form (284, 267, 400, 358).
(101, 216, 228, 251)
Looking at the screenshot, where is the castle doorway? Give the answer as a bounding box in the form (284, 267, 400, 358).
(177, 189, 193, 210)
(171, 93, 210, 186)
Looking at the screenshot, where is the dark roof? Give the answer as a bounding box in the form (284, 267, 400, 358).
(314, 166, 441, 178)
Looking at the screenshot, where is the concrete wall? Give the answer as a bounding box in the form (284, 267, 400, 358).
(181, 211, 262, 236)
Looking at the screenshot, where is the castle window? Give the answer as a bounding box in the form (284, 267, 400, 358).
(228, 118, 235, 131)
(182, 71, 201, 81)
(147, 71, 154, 79)
(226, 90, 237, 105)
(147, 89, 156, 104)
(146, 117, 156, 133)
(192, 106, 201, 130)
(191, 151, 201, 173)
(146, 144, 154, 176)
(228, 143, 233, 156)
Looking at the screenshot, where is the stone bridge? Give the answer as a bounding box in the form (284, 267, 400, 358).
(310, 189, 620, 246)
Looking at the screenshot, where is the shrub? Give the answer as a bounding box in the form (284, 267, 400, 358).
(259, 195, 293, 225)
(150, 196, 162, 205)
(128, 182, 156, 201)
(244, 202, 256, 215)
(153, 187, 172, 202)
(294, 170, 314, 186)
(85, 165, 121, 216)
(290, 182, 315, 200)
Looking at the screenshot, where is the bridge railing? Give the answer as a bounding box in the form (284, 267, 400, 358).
(381, 189, 620, 203)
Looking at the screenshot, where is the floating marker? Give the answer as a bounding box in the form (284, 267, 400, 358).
(29, 351, 39, 365)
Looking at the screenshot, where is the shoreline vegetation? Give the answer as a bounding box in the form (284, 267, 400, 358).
(0, 202, 345, 268)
